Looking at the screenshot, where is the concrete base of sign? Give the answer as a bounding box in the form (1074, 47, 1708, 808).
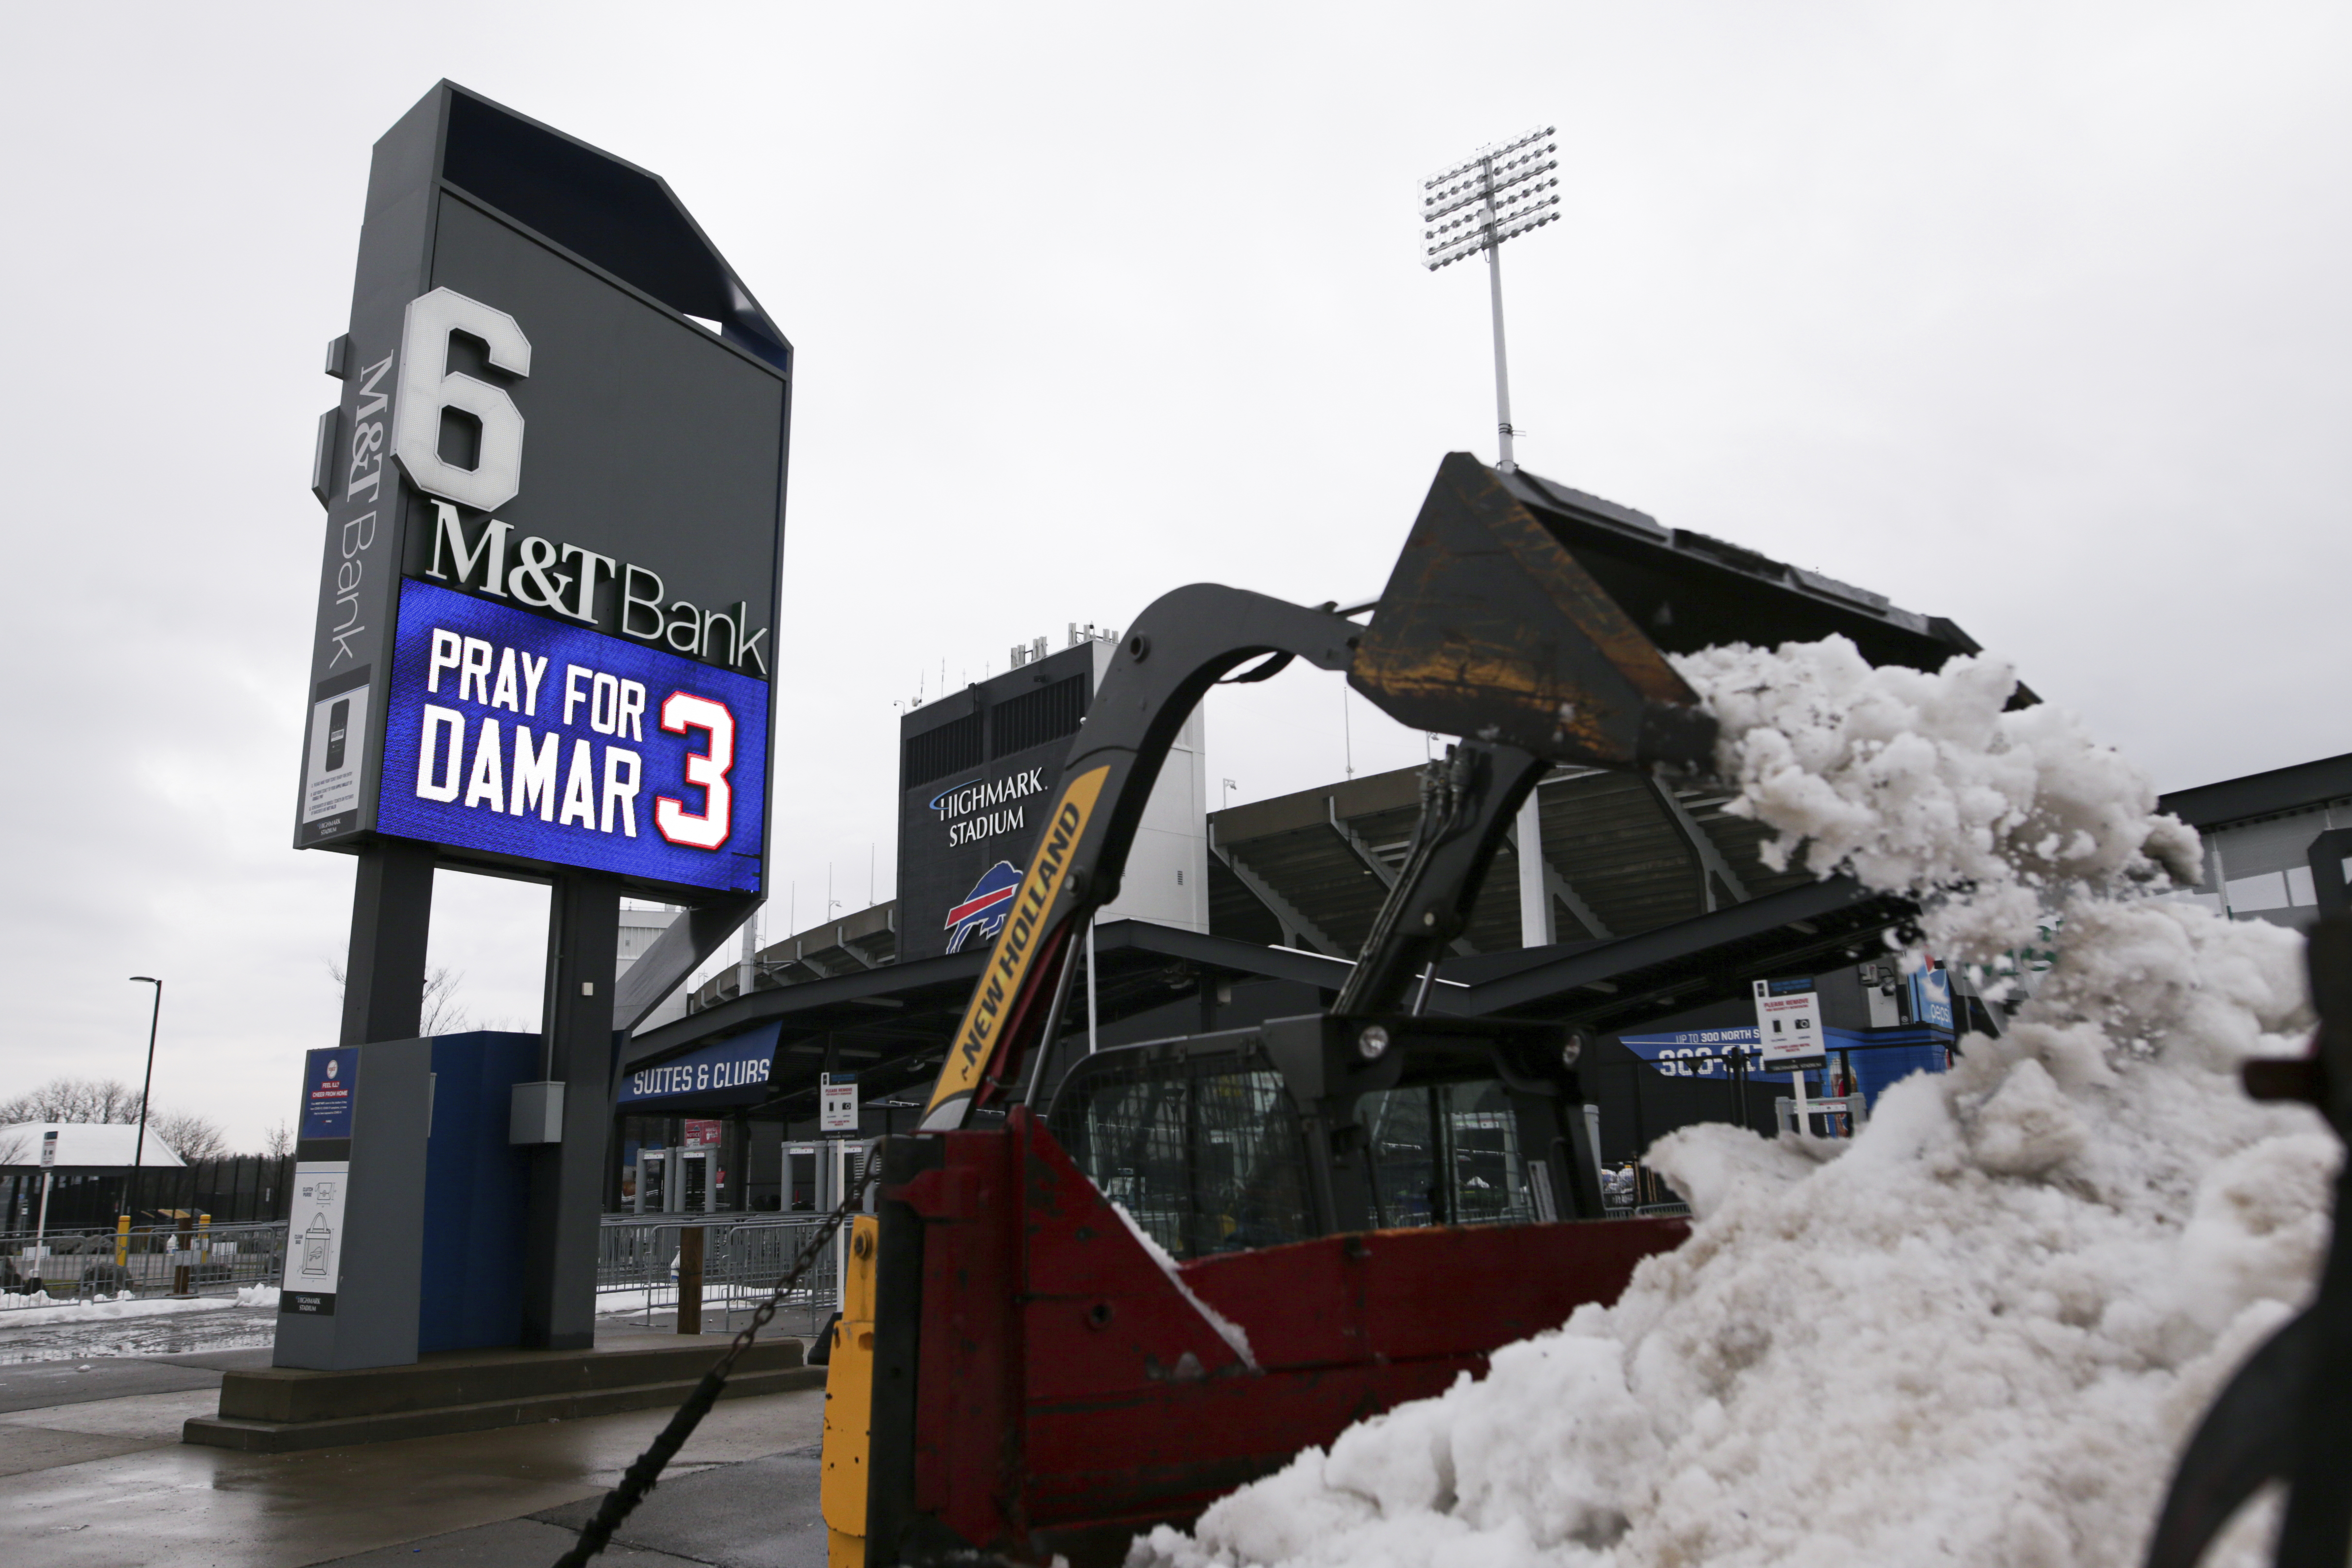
(182, 1334, 817, 1452)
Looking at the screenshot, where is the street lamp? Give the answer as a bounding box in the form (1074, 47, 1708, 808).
(126, 977, 161, 1220)
(1422, 126, 1560, 474)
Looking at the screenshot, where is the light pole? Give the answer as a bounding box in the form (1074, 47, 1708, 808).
(1423, 126, 1560, 474)
(126, 977, 161, 1221)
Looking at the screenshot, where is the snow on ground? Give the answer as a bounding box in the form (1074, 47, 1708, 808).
(592, 1284, 774, 1317)
(1138, 638, 2330, 1568)
(0, 1284, 278, 1327)
(0, 1288, 282, 1365)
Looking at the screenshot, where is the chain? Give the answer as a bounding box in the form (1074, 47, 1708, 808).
(553, 1168, 881, 1568)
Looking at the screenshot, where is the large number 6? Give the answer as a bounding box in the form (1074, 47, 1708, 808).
(655, 693, 734, 850)
(391, 287, 532, 512)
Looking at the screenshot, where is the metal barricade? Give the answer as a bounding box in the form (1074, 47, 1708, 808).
(595, 1214, 837, 1335)
(1, 1221, 288, 1309)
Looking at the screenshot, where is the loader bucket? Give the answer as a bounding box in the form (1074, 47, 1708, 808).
(1349, 452, 1718, 771)
(858, 1111, 1686, 1568)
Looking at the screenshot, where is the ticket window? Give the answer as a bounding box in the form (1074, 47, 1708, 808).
(636, 1149, 668, 1215)
(680, 1150, 713, 1213)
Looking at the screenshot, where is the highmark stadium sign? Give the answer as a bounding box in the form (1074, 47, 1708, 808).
(293, 83, 791, 900)
(928, 767, 1047, 848)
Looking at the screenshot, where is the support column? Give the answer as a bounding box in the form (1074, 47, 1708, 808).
(731, 1112, 750, 1212)
(521, 872, 619, 1350)
(340, 839, 436, 1045)
(603, 1114, 626, 1211)
(1514, 790, 1553, 949)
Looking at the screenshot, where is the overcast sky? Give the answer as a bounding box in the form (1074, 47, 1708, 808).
(3, 2, 2344, 1149)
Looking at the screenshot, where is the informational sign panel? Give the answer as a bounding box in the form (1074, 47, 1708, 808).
(283, 1045, 361, 1317)
(40, 1130, 56, 1169)
(298, 1048, 361, 1141)
(1752, 977, 1824, 1064)
(819, 1072, 858, 1134)
(282, 1161, 351, 1316)
(683, 1120, 723, 1148)
(292, 83, 791, 904)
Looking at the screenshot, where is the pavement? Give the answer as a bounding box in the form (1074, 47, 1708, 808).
(0, 1326, 830, 1568)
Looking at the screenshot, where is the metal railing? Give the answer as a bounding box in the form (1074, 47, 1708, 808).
(1, 1221, 288, 1309)
(3, 1210, 841, 1327)
(595, 1214, 838, 1336)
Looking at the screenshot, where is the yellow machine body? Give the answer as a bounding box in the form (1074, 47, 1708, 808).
(823, 1214, 880, 1568)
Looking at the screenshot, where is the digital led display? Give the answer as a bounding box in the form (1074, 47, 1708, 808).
(376, 578, 769, 894)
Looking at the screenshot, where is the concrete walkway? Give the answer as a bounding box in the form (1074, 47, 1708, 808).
(0, 1331, 828, 1567)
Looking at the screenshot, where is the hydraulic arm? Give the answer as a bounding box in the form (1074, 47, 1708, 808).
(921, 452, 1721, 1134)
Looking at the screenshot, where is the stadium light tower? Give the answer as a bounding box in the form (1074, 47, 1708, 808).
(1423, 126, 1560, 473)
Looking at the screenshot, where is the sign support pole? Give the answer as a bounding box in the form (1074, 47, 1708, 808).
(341, 840, 436, 1046)
(522, 871, 620, 1350)
(34, 1131, 56, 1282)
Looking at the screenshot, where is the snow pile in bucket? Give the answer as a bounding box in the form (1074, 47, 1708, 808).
(1136, 637, 2332, 1568)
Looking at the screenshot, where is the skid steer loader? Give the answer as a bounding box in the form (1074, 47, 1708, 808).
(818, 453, 1998, 1567)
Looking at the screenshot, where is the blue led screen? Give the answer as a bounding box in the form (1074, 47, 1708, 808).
(377, 579, 769, 893)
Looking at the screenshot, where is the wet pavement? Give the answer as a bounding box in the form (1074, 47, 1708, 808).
(0, 1327, 829, 1567)
(0, 1345, 261, 1415)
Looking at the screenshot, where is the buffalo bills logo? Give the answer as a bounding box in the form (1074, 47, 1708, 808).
(944, 861, 1021, 952)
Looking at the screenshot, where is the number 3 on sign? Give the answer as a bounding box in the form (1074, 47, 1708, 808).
(654, 694, 734, 849)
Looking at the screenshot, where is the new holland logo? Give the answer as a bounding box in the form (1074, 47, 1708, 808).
(944, 861, 1021, 953)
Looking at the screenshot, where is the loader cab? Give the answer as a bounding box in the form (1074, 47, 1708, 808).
(1044, 1012, 1605, 1260)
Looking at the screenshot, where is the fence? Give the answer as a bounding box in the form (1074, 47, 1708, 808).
(1, 1220, 288, 1309)
(596, 1214, 839, 1336)
(0, 1155, 296, 1234)
(2, 1209, 840, 1327)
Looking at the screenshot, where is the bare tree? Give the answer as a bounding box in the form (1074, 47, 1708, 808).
(0, 1078, 142, 1125)
(0, 1079, 230, 1162)
(420, 966, 471, 1034)
(326, 961, 471, 1034)
(147, 1110, 230, 1163)
(258, 1121, 293, 1159)
(0, 1128, 30, 1167)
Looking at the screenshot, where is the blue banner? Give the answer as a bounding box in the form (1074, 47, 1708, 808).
(298, 1047, 360, 1140)
(619, 1023, 781, 1109)
(377, 579, 769, 893)
(1617, 1025, 1952, 1088)
(1619, 1027, 1793, 1082)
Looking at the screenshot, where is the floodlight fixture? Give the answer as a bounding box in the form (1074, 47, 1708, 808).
(1422, 125, 1559, 472)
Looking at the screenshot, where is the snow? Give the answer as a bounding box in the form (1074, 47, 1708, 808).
(1135, 637, 2328, 1568)
(0, 1283, 278, 1326)
(0, 1121, 185, 1168)
(591, 1282, 796, 1316)
(1112, 1200, 1258, 1369)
